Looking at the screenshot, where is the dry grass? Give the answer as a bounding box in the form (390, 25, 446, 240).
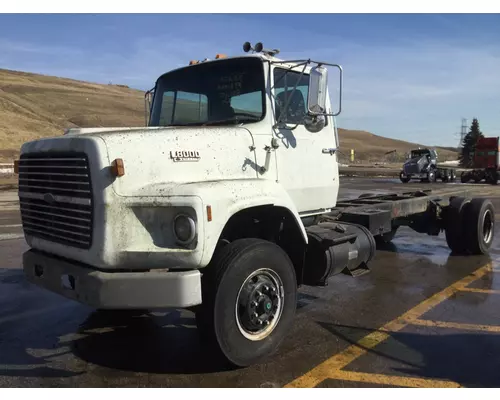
(0, 68, 144, 161)
(0, 68, 458, 163)
(0, 175, 17, 188)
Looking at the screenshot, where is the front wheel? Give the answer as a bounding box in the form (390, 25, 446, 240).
(195, 238, 297, 367)
(400, 171, 410, 183)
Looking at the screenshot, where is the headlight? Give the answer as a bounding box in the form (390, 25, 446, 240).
(173, 214, 196, 245)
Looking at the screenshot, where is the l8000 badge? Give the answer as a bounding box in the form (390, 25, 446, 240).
(170, 150, 201, 162)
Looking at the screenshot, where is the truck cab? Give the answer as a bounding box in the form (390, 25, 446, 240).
(473, 136, 500, 170)
(461, 136, 500, 184)
(400, 148, 439, 183)
(18, 43, 349, 366)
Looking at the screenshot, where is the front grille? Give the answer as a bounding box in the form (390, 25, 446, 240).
(18, 152, 93, 249)
(404, 162, 419, 175)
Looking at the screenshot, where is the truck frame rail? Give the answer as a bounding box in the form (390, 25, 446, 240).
(324, 188, 473, 237)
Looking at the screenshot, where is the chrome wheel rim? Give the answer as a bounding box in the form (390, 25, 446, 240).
(483, 209, 494, 244)
(235, 268, 284, 341)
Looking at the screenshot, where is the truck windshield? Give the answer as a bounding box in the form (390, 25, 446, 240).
(149, 57, 266, 127)
(411, 150, 430, 158)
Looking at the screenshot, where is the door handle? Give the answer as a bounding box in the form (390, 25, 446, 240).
(322, 148, 337, 155)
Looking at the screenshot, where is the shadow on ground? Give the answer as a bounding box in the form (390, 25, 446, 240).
(317, 321, 500, 387)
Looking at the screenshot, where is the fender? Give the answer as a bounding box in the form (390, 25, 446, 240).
(154, 178, 309, 267)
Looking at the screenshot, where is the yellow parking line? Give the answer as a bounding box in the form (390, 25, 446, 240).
(324, 370, 462, 388)
(408, 318, 500, 333)
(284, 263, 492, 388)
(459, 287, 500, 295)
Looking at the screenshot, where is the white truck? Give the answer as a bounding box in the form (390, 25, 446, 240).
(16, 42, 495, 368)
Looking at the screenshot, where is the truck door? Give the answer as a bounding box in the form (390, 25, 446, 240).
(271, 66, 339, 215)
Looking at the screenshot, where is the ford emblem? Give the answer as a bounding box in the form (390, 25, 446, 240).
(43, 193, 56, 204)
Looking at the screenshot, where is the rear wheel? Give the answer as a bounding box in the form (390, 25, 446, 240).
(444, 196, 470, 254)
(488, 170, 498, 185)
(427, 169, 437, 183)
(463, 198, 495, 255)
(195, 238, 297, 367)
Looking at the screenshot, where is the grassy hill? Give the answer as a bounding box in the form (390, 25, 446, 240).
(0, 68, 144, 161)
(336, 128, 458, 163)
(0, 68, 457, 163)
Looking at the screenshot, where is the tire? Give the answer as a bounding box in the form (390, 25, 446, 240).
(399, 171, 410, 183)
(489, 170, 498, 185)
(195, 238, 297, 367)
(444, 196, 470, 254)
(463, 198, 495, 255)
(427, 169, 436, 183)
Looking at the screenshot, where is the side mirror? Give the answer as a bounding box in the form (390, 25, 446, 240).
(307, 65, 328, 115)
(144, 88, 155, 126)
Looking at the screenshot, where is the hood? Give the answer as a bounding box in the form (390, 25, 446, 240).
(78, 126, 258, 197)
(404, 156, 422, 166)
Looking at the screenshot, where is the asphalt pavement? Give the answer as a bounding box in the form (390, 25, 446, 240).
(1, 178, 500, 387)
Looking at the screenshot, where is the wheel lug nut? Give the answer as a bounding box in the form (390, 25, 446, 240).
(271, 287, 276, 292)
(265, 321, 270, 326)
(263, 285, 269, 291)
(251, 301, 258, 307)
(256, 291, 262, 296)
(253, 312, 259, 318)
(258, 320, 263, 325)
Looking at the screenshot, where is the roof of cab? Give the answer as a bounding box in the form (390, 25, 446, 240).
(155, 52, 311, 83)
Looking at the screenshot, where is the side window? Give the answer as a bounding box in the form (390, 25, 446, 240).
(273, 68, 309, 125)
(159, 90, 208, 125)
(273, 68, 328, 127)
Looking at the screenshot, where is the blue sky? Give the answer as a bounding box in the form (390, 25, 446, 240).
(1, 13, 499, 146)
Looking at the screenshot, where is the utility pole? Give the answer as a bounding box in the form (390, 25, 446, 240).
(458, 118, 467, 148)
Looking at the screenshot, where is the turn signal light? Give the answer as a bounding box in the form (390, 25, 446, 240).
(111, 158, 125, 177)
(189, 60, 199, 65)
(215, 54, 227, 59)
